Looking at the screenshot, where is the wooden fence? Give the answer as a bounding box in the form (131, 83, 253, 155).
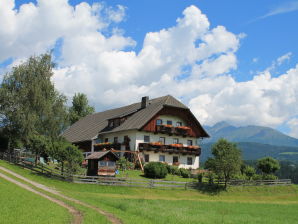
(72, 175, 194, 189)
(0, 152, 292, 189)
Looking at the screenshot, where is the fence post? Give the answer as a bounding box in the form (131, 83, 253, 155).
(185, 183, 188, 190)
(149, 179, 154, 188)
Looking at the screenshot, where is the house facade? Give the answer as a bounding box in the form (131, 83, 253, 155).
(62, 95, 209, 169)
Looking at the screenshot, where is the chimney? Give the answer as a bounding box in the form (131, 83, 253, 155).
(141, 96, 149, 109)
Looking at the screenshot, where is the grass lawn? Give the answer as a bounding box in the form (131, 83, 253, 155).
(1, 160, 298, 224)
(0, 176, 71, 224)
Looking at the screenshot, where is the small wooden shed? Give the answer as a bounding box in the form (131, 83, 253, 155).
(86, 150, 119, 176)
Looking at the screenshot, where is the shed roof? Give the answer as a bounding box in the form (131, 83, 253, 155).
(86, 150, 119, 160)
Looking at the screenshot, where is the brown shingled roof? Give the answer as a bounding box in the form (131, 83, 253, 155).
(62, 95, 208, 143)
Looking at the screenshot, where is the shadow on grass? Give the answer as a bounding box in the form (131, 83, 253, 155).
(194, 183, 227, 195)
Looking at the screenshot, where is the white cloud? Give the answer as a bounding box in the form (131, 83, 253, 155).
(252, 57, 258, 63)
(287, 118, 298, 138)
(266, 52, 292, 72)
(261, 1, 298, 19)
(1, 1, 298, 137)
(0, 0, 127, 61)
(276, 52, 292, 66)
(189, 65, 298, 130)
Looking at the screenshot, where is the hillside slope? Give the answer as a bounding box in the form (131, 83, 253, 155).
(204, 122, 298, 147)
(201, 142, 298, 162)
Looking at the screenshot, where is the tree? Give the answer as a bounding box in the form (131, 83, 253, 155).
(0, 54, 68, 149)
(257, 157, 280, 175)
(205, 138, 242, 188)
(243, 165, 256, 180)
(27, 134, 51, 165)
(49, 138, 83, 175)
(69, 93, 94, 125)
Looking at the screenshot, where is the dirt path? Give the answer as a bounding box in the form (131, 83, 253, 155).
(0, 166, 122, 224)
(0, 172, 82, 224)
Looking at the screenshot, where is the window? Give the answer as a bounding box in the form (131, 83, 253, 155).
(167, 120, 172, 125)
(99, 161, 107, 166)
(144, 154, 149, 162)
(156, 119, 163, 125)
(173, 156, 178, 163)
(159, 137, 165, 144)
(176, 121, 182, 127)
(187, 140, 193, 146)
(159, 155, 165, 162)
(144, 135, 150, 143)
(124, 135, 129, 143)
(109, 120, 114, 128)
(173, 138, 179, 144)
(104, 138, 109, 143)
(187, 157, 193, 165)
(114, 137, 118, 143)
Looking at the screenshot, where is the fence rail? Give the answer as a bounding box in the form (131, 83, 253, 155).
(0, 152, 292, 189)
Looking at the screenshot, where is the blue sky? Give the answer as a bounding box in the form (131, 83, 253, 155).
(1, 0, 298, 136)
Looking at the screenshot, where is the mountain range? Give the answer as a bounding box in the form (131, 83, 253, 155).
(201, 122, 298, 162)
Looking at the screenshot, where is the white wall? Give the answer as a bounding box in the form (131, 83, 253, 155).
(142, 151, 199, 169)
(135, 131, 198, 150)
(157, 115, 186, 126)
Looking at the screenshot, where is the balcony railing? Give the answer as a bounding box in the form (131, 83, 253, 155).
(94, 142, 121, 151)
(155, 125, 191, 136)
(138, 142, 201, 156)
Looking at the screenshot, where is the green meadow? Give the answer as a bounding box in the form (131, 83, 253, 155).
(0, 176, 70, 224)
(1, 160, 298, 224)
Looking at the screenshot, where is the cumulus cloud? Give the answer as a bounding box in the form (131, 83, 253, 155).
(0, 1, 297, 137)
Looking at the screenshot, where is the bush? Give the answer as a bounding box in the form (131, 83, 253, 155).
(166, 165, 180, 175)
(144, 162, 168, 179)
(262, 174, 278, 180)
(243, 165, 256, 180)
(252, 174, 262, 180)
(233, 174, 247, 180)
(117, 157, 134, 170)
(179, 168, 191, 178)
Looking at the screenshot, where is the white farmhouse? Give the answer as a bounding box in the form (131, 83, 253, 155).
(62, 95, 209, 169)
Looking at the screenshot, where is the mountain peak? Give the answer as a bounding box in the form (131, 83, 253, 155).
(204, 122, 298, 147)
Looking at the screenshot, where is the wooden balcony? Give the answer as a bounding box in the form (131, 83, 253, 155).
(155, 125, 175, 135)
(138, 142, 201, 156)
(94, 142, 121, 151)
(155, 125, 191, 137)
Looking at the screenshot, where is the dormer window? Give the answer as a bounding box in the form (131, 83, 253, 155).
(156, 119, 163, 125)
(109, 120, 114, 128)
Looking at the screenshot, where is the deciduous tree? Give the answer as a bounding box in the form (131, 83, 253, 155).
(69, 93, 94, 125)
(0, 54, 68, 149)
(205, 138, 242, 188)
(257, 157, 280, 175)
